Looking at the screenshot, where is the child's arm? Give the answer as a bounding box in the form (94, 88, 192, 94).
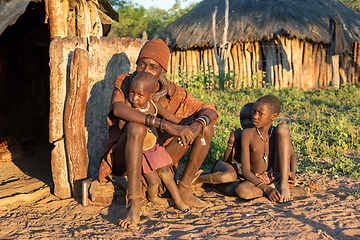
(223, 129, 242, 163)
(223, 131, 235, 163)
(154, 101, 181, 124)
(240, 129, 263, 185)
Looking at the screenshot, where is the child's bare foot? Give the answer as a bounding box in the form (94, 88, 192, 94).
(178, 181, 212, 207)
(279, 182, 293, 202)
(148, 195, 169, 206)
(118, 199, 141, 229)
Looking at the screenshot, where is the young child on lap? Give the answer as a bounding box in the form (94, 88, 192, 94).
(125, 72, 189, 212)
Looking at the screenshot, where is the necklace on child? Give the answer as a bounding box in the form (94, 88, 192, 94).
(256, 126, 274, 163)
(136, 101, 150, 113)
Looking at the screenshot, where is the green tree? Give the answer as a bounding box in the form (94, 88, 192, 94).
(108, 0, 197, 39)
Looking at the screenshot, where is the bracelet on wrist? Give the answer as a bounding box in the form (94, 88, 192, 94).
(150, 116, 156, 128)
(200, 114, 211, 126)
(159, 118, 164, 132)
(145, 114, 151, 127)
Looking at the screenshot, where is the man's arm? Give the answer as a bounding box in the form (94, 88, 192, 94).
(113, 101, 194, 145)
(187, 108, 218, 138)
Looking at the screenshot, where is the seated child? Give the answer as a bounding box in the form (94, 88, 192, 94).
(192, 100, 296, 202)
(125, 71, 189, 212)
(239, 95, 294, 202)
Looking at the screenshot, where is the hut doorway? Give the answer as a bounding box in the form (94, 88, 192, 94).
(0, 2, 52, 186)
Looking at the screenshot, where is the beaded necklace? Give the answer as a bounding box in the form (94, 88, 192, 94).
(136, 101, 150, 113)
(256, 126, 273, 163)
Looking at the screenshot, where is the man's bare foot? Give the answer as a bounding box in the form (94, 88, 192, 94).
(279, 182, 293, 202)
(174, 199, 191, 212)
(148, 195, 169, 206)
(178, 181, 212, 207)
(118, 199, 141, 229)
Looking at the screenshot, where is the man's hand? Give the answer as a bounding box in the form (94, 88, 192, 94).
(162, 121, 194, 146)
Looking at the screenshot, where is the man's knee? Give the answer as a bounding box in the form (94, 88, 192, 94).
(125, 122, 147, 141)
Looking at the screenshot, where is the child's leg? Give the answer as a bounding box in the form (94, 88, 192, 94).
(156, 166, 189, 212)
(235, 180, 263, 200)
(143, 171, 168, 206)
(192, 161, 237, 185)
(289, 148, 297, 188)
(273, 123, 293, 202)
(192, 160, 238, 186)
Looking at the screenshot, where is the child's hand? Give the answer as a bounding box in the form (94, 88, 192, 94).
(262, 185, 282, 202)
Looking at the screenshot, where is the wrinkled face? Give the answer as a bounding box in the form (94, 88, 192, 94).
(240, 104, 254, 129)
(252, 102, 277, 128)
(128, 79, 154, 109)
(136, 58, 165, 80)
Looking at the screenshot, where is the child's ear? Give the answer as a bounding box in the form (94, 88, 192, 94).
(271, 112, 278, 120)
(149, 92, 155, 100)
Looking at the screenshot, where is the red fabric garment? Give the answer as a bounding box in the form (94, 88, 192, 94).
(142, 141, 173, 174)
(98, 73, 218, 182)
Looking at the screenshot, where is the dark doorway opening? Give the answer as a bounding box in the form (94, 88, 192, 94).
(0, 2, 53, 189)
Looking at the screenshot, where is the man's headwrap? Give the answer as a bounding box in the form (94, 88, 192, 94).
(137, 39, 170, 72)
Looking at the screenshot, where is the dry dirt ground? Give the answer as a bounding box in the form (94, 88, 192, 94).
(0, 142, 360, 240)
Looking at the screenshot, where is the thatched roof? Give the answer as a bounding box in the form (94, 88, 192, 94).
(0, 0, 119, 36)
(153, 0, 360, 50)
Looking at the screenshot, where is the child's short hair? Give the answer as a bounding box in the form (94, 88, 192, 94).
(256, 95, 281, 114)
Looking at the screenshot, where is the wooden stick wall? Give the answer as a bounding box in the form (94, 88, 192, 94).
(168, 37, 360, 89)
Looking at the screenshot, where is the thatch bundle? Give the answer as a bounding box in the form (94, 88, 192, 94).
(154, 0, 360, 89)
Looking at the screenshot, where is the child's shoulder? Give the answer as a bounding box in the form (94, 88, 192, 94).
(242, 127, 256, 137)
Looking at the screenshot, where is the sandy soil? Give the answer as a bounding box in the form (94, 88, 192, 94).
(1, 175, 360, 239)
(0, 142, 360, 239)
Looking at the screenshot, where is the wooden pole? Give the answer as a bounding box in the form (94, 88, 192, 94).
(231, 45, 240, 88)
(203, 49, 209, 75)
(47, 0, 66, 38)
(254, 41, 263, 87)
(339, 55, 347, 85)
(319, 45, 327, 87)
(355, 42, 360, 84)
(64, 48, 90, 199)
(331, 55, 340, 88)
(291, 39, 302, 88)
(193, 50, 199, 74)
(244, 43, 252, 87)
(279, 36, 292, 88)
(303, 41, 313, 89)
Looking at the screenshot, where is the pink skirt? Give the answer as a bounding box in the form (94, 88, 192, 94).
(142, 142, 173, 174)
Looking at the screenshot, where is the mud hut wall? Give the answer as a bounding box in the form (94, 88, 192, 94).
(49, 37, 144, 198)
(168, 39, 360, 89)
(86, 37, 144, 178)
